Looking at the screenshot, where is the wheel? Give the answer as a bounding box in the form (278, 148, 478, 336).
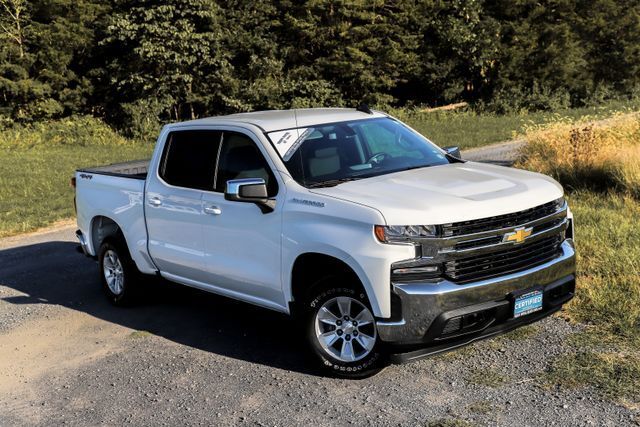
(98, 237, 139, 306)
(306, 285, 384, 378)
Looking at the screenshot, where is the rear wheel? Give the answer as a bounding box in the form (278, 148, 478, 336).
(306, 284, 384, 378)
(98, 237, 140, 305)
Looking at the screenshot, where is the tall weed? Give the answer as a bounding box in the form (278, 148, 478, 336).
(518, 113, 640, 196)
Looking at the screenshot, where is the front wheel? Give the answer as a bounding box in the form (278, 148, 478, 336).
(306, 286, 384, 378)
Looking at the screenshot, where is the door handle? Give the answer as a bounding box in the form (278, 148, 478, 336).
(148, 197, 162, 207)
(204, 205, 222, 215)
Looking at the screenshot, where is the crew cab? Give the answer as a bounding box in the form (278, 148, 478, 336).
(74, 107, 576, 377)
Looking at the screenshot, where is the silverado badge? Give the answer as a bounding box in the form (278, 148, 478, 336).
(504, 227, 533, 244)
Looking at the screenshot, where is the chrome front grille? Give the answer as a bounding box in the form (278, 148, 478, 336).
(444, 235, 563, 283)
(441, 201, 568, 283)
(441, 200, 559, 237)
(393, 200, 569, 284)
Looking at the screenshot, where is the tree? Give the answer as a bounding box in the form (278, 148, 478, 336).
(0, 0, 104, 119)
(396, 0, 499, 106)
(576, 0, 640, 98)
(0, 0, 25, 58)
(97, 0, 233, 136)
(280, 0, 420, 106)
(483, 0, 588, 110)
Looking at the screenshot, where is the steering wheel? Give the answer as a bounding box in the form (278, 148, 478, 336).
(367, 152, 387, 165)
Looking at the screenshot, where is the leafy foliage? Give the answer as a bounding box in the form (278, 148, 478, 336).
(1, 0, 640, 133)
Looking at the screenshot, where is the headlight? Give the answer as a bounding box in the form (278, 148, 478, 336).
(374, 224, 437, 243)
(553, 196, 566, 210)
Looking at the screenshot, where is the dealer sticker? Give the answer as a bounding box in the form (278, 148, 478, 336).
(513, 290, 543, 318)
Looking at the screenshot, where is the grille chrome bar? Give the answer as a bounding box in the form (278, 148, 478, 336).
(441, 218, 568, 259)
(394, 200, 569, 284)
(444, 235, 562, 283)
(441, 200, 559, 237)
(415, 202, 568, 252)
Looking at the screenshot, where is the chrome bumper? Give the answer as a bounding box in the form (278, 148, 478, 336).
(377, 239, 576, 344)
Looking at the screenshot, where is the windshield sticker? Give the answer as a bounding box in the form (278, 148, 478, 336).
(283, 128, 313, 161)
(269, 128, 312, 161)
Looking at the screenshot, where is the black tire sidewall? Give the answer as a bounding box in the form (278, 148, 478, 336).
(306, 285, 383, 378)
(98, 238, 137, 305)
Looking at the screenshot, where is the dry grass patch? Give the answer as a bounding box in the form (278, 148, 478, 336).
(467, 368, 509, 388)
(516, 114, 640, 403)
(546, 349, 640, 402)
(518, 112, 640, 196)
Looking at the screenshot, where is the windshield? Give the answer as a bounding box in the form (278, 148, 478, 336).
(267, 117, 451, 187)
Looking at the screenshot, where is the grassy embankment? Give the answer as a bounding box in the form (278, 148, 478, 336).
(516, 112, 640, 404)
(0, 99, 638, 237)
(395, 98, 640, 149)
(0, 117, 153, 237)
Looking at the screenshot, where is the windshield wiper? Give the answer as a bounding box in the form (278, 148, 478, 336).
(306, 177, 362, 188)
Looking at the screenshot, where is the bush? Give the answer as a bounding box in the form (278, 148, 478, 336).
(482, 84, 571, 115)
(0, 116, 137, 149)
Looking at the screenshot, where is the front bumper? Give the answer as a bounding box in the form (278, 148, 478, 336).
(376, 239, 576, 357)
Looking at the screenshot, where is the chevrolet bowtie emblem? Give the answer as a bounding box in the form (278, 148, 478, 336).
(504, 227, 533, 244)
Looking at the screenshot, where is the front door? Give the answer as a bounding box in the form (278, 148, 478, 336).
(200, 130, 284, 308)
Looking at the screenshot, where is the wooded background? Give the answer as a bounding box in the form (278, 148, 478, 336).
(1, 0, 639, 137)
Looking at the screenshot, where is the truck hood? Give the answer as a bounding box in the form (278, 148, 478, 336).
(309, 162, 563, 225)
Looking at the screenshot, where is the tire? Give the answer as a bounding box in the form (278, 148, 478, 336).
(305, 283, 384, 378)
(98, 236, 140, 306)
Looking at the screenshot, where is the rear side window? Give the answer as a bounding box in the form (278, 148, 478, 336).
(215, 132, 278, 196)
(159, 130, 222, 190)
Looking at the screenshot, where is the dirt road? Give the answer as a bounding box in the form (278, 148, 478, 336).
(0, 144, 636, 426)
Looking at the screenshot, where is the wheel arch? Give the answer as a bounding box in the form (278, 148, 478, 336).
(91, 216, 120, 250)
(89, 215, 138, 264)
(288, 251, 382, 317)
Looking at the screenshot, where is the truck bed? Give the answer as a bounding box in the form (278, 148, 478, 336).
(77, 159, 150, 179)
(75, 159, 149, 263)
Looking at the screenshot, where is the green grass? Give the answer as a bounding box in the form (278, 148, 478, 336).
(541, 191, 640, 403)
(512, 110, 640, 403)
(0, 101, 638, 238)
(467, 400, 495, 415)
(128, 330, 153, 339)
(497, 324, 540, 342)
(466, 368, 509, 388)
(394, 98, 640, 149)
(565, 192, 640, 338)
(545, 340, 640, 403)
(0, 117, 153, 237)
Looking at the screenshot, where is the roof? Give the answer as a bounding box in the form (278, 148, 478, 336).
(173, 108, 387, 133)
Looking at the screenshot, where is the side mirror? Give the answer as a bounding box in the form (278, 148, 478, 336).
(443, 146, 462, 159)
(225, 178, 275, 213)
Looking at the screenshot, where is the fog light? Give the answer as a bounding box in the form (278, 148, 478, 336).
(392, 265, 440, 275)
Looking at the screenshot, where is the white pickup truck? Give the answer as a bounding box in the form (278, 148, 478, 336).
(74, 107, 576, 377)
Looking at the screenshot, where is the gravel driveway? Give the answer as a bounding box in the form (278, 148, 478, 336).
(0, 143, 637, 426)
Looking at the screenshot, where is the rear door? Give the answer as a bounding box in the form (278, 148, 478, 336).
(200, 130, 285, 308)
(145, 129, 222, 283)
